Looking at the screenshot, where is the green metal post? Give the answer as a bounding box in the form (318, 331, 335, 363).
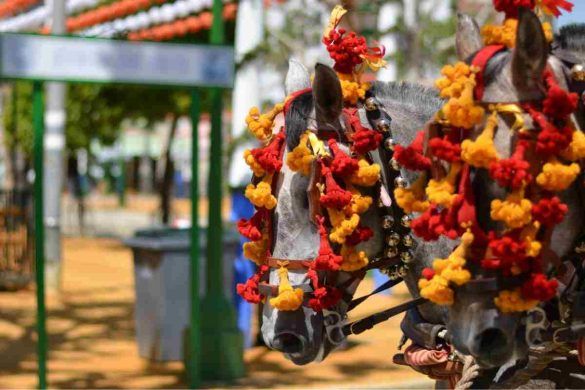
(188, 89, 201, 389)
(200, 0, 244, 380)
(117, 151, 126, 208)
(33, 81, 47, 389)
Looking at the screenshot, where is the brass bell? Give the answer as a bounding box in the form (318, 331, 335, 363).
(385, 247, 399, 258)
(571, 64, 585, 82)
(401, 215, 412, 228)
(400, 252, 413, 263)
(394, 177, 408, 188)
(376, 119, 391, 133)
(382, 215, 395, 229)
(384, 138, 396, 151)
(386, 233, 401, 247)
(398, 266, 408, 277)
(403, 235, 414, 247)
(390, 158, 401, 171)
(365, 97, 377, 111)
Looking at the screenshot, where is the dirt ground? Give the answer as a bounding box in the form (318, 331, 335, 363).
(0, 237, 433, 389)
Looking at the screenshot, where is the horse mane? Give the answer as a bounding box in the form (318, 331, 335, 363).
(555, 23, 585, 54)
(284, 82, 442, 150)
(285, 91, 313, 151)
(370, 81, 443, 130)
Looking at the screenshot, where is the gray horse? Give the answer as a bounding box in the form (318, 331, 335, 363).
(444, 9, 585, 373)
(260, 60, 454, 366)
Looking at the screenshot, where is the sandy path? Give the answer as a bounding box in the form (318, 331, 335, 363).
(0, 237, 432, 389)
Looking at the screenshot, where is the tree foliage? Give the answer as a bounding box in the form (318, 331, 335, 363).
(2, 82, 201, 156)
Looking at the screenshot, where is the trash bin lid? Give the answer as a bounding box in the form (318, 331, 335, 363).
(124, 226, 239, 252)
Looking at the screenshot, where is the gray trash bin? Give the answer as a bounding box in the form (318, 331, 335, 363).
(125, 227, 239, 362)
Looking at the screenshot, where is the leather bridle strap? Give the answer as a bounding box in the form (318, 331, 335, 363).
(343, 297, 427, 336)
(348, 277, 404, 311)
(471, 44, 506, 101)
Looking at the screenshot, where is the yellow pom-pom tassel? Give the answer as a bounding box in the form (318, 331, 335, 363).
(561, 130, 585, 162)
(490, 189, 532, 229)
(536, 158, 581, 192)
(328, 208, 360, 244)
(269, 264, 304, 311)
(349, 159, 381, 187)
(286, 133, 314, 175)
(419, 230, 474, 306)
(245, 175, 277, 210)
(245, 103, 284, 141)
(395, 173, 430, 213)
(419, 276, 454, 306)
(243, 235, 269, 265)
(481, 19, 518, 48)
(439, 75, 485, 129)
(244, 149, 265, 177)
(461, 112, 499, 168)
(521, 222, 542, 259)
(435, 62, 475, 99)
(347, 184, 373, 215)
(340, 245, 369, 272)
(494, 289, 538, 313)
(338, 73, 369, 105)
(426, 163, 461, 208)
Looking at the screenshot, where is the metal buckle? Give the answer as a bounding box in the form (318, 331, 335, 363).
(323, 309, 346, 346)
(525, 307, 549, 347)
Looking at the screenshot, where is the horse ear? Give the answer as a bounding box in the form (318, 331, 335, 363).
(456, 13, 483, 60)
(313, 63, 343, 131)
(285, 59, 311, 96)
(512, 8, 548, 90)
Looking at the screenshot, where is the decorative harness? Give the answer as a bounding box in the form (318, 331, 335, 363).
(253, 89, 427, 342)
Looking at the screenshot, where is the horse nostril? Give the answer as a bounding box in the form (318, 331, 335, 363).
(475, 328, 507, 356)
(273, 333, 304, 354)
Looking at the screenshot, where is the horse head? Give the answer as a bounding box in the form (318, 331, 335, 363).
(442, 9, 585, 368)
(257, 60, 449, 365)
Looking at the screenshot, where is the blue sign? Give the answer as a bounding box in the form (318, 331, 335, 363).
(0, 33, 234, 88)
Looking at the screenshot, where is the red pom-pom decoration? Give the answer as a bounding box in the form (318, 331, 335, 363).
(394, 130, 431, 171)
(429, 137, 461, 163)
(250, 132, 285, 173)
(320, 164, 352, 210)
(314, 216, 343, 271)
(532, 196, 568, 227)
(352, 127, 382, 155)
(493, 0, 535, 17)
(309, 286, 342, 311)
(237, 208, 269, 241)
(236, 265, 269, 304)
(521, 273, 558, 302)
(345, 225, 374, 246)
(422, 268, 435, 281)
(329, 139, 359, 177)
(489, 141, 532, 190)
(411, 200, 462, 241)
(543, 84, 579, 120)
